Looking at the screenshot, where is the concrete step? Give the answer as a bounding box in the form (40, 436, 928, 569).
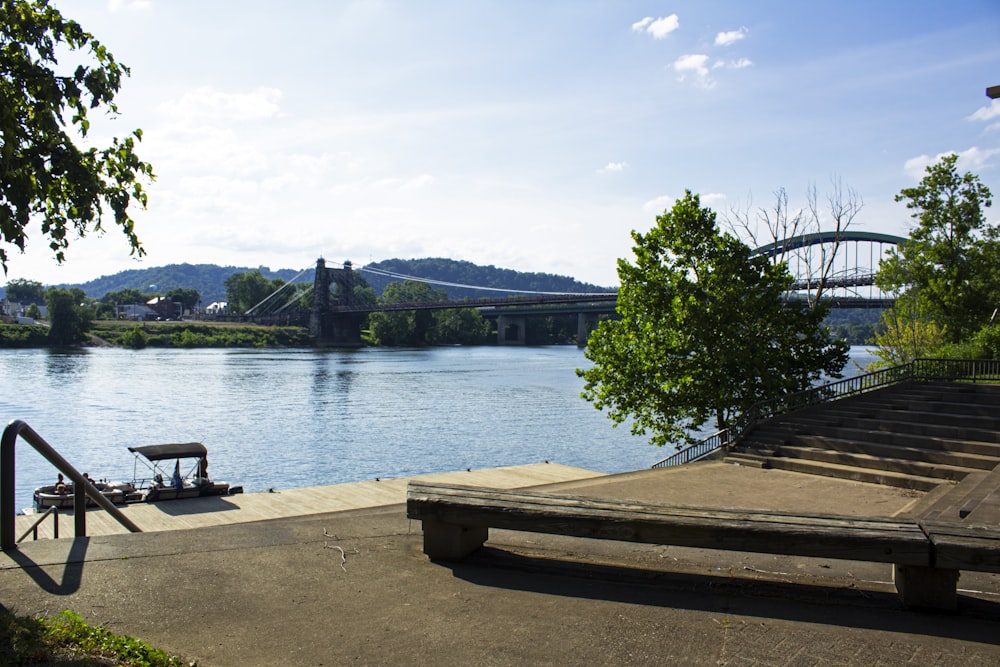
(784, 415, 1000, 448)
(808, 405, 1000, 442)
(762, 456, 944, 492)
(723, 452, 769, 468)
(750, 423, 1000, 461)
(772, 444, 978, 482)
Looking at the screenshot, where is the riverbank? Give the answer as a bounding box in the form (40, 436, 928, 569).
(0, 320, 312, 349)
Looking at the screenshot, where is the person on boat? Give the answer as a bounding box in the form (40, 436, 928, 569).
(83, 472, 94, 486)
(196, 457, 209, 485)
(54, 473, 67, 495)
(173, 460, 183, 489)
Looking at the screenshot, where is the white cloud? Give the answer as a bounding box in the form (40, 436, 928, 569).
(159, 87, 283, 123)
(713, 57, 753, 71)
(673, 54, 714, 89)
(632, 15, 680, 39)
(715, 27, 748, 47)
(903, 147, 1000, 180)
(968, 100, 1000, 131)
(642, 195, 675, 213)
(107, 0, 151, 12)
(598, 162, 629, 174)
(701, 192, 728, 207)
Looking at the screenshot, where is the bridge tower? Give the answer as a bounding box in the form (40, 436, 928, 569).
(309, 258, 363, 347)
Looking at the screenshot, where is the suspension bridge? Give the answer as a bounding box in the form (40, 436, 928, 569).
(234, 231, 905, 346)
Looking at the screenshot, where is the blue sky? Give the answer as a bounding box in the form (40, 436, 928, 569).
(8, 0, 1000, 288)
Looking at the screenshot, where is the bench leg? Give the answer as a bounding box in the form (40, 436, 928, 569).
(420, 519, 488, 561)
(893, 564, 959, 611)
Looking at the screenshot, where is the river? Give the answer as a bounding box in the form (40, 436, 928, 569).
(0, 345, 877, 511)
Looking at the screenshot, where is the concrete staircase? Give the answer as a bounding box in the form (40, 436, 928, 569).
(727, 381, 1000, 490)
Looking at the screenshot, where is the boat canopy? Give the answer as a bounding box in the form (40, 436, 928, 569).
(128, 442, 208, 461)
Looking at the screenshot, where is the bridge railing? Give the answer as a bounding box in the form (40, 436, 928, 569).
(651, 358, 1000, 469)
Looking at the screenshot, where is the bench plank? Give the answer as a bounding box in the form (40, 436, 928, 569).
(920, 519, 1000, 573)
(407, 482, 932, 567)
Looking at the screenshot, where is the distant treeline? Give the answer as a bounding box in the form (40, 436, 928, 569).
(3, 258, 612, 305)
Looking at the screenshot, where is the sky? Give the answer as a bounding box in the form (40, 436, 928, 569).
(6, 0, 1000, 288)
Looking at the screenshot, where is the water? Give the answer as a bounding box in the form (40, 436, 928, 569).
(0, 345, 877, 511)
(0, 346, 666, 510)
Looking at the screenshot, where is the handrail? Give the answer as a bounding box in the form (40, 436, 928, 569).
(2, 419, 142, 550)
(652, 358, 1000, 468)
(17, 505, 59, 543)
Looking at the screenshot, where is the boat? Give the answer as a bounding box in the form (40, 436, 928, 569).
(127, 442, 242, 502)
(33, 478, 129, 510)
(32, 442, 242, 510)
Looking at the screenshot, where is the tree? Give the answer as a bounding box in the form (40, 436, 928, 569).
(867, 293, 949, 369)
(44, 286, 90, 345)
(0, 0, 154, 272)
(4, 277, 46, 303)
(166, 287, 200, 313)
(224, 270, 284, 314)
(99, 288, 147, 305)
(579, 191, 848, 447)
(366, 281, 490, 346)
(877, 154, 995, 344)
(430, 305, 492, 345)
(725, 178, 863, 308)
(368, 281, 445, 346)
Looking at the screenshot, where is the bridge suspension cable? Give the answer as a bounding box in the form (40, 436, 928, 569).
(244, 268, 312, 316)
(358, 265, 615, 297)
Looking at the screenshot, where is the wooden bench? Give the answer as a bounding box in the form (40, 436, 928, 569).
(406, 482, 1000, 611)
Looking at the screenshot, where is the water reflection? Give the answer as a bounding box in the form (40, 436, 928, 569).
(44, 349, 90, 377)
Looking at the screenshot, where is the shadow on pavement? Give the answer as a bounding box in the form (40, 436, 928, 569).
(2, 537, 89, 595)
(445, 547, 1000, 645)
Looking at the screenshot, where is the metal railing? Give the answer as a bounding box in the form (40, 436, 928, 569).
(2, 419, 142, 550)
(652, 358, 1000, 469)
(17, 505, 59, 543)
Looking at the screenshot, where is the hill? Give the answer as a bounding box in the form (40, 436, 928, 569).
(62, 263, 305, 304)
(360, 258, 614, 299)
(1, 259, 612, 305)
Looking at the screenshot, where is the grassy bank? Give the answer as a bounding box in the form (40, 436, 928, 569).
(1, 608, 189, 665)
(0, 321, 313, 349)
(90, 321, 312, 348)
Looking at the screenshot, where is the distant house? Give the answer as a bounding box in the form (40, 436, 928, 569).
(117, 304, 157, 321)
(146, 296, 181, 320)
(205, 301, 228, 315)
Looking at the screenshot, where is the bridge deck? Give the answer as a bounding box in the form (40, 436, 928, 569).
(15, 463, 605, 539)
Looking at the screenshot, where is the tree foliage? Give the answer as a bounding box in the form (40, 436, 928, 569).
(0, 0, 154, 272)
(4, 277, 45, 303)
(867, 293, 949, 368)
(366, 280, 491, 346)
(165, 286, 200, 311)
(579, 191, 848, 447)
(876, 154, 995, 344)
(44, 286, 90, 345)
(224, 270, 286, 314)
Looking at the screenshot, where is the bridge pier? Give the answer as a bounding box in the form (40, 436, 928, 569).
(577, 312, 599, 347)
(310, 258, 364, 347)
(497, 315, 526, 345)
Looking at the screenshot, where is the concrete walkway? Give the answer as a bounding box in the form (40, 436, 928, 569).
(15, 462, 605, 538)
(3, 462, 1000, 666)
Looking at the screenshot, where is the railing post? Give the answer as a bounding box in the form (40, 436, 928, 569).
(2, 419, 141, 550)
(1, 421, 16, 550)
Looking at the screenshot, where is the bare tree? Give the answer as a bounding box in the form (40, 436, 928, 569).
(725, 178, 863, 308)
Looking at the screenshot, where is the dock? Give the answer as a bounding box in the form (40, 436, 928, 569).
(14, 463, 606, 539)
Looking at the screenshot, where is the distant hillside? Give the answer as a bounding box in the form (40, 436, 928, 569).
(1, 259, 611, 305)
(360, 258, 614, 299)
(65, 263, 305, 304)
